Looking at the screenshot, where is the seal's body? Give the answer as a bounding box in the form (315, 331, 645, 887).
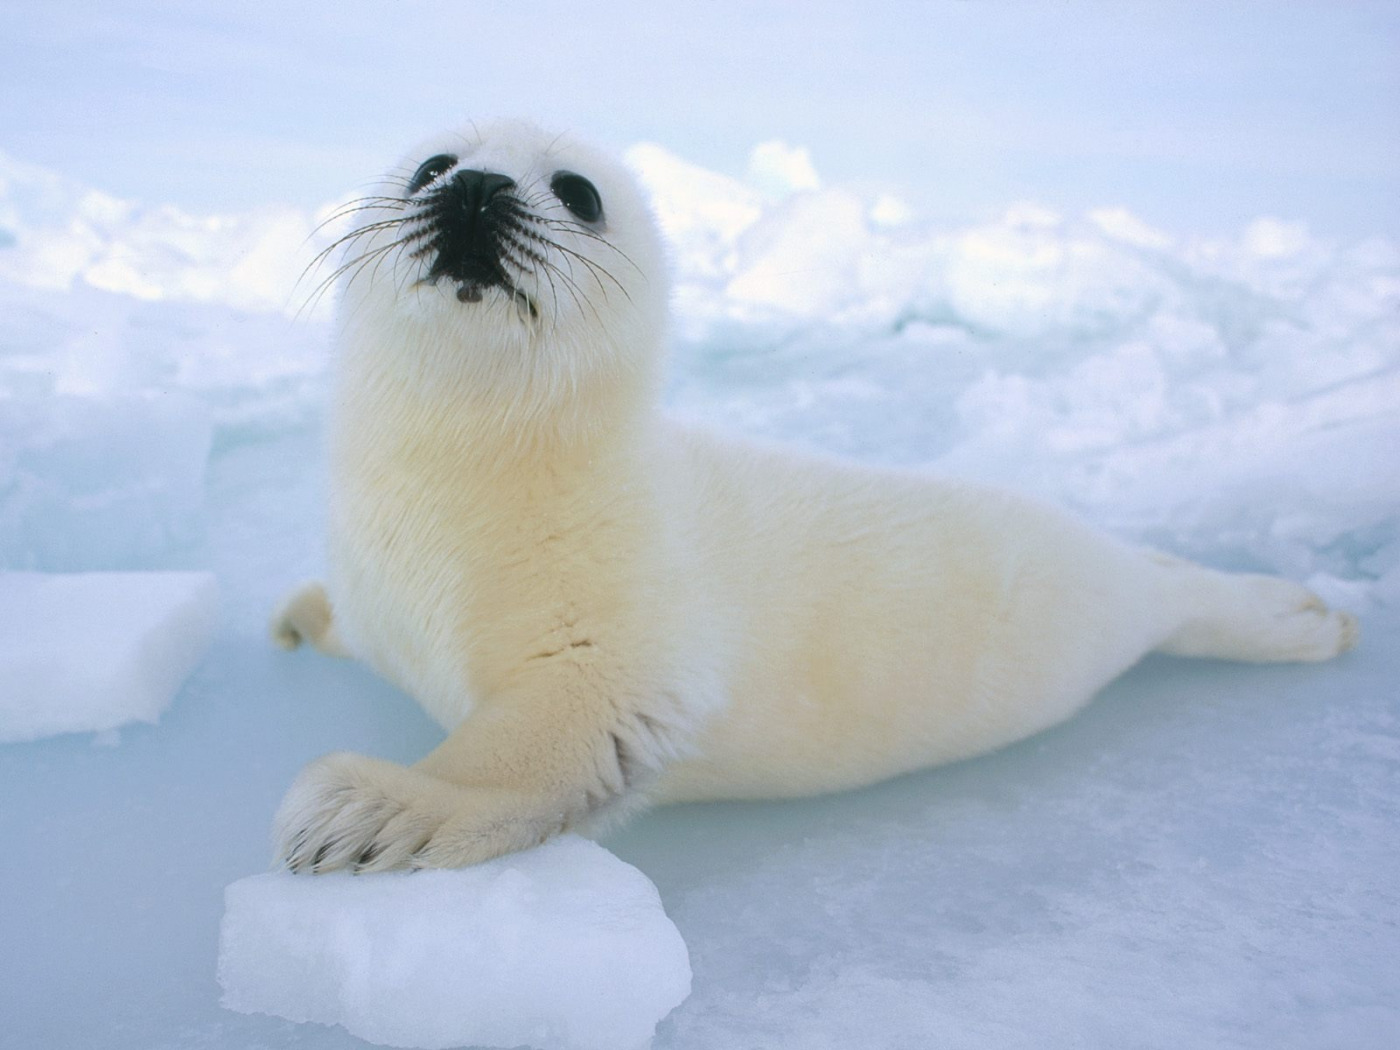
(272, 121, 1356, 873)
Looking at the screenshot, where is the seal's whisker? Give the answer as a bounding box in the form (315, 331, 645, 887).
(499, 214, 633, 302)
(508, 210, 645, 282)
(340, 239, 410, 301)
(495, 244, 542, 303)
(296, 217, 408, 294)
(542, 254, 604, 331)
(517, 231, 562, 338)
(529, 217, 645, 278)
(538, 253, 561, 339)
(296, 234, 415, 320)
(489, 201, 616, 325)
(380, 170, 418, 191)
(503, 238, 589, 324)
(518, 225, 628, 306)
(312, 198, 412, 234)
(294, 218, 427, 303)
(547, 239, 631, 305)
(366, 230, 424, 296)
(310, 218, 417, 265)
(324, 194, 413, 215)
(497, 230, 551, 270)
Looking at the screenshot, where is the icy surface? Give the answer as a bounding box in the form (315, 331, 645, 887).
(1, 122, 1397, 1046)
(0, 393, 212, 571)
(0, 571, 218, 742)
(219, 835, 691, 1050)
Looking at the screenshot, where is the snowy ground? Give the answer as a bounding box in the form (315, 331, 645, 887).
(3, 60, 1399, 1050)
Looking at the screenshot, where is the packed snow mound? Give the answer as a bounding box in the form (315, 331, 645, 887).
(0, 571, 218, 742)
(218, 835, 692, 1050)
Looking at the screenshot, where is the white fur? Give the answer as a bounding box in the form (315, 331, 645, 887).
(271, 120, 1357, 873)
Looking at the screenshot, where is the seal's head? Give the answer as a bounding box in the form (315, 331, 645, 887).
(328, 120, 668, 412)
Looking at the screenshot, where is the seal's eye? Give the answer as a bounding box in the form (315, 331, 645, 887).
(550, 171, 603, 223)
(407, 153, 458, 194)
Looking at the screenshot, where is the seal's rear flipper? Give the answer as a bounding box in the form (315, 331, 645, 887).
(1156, 565, 1358, 663)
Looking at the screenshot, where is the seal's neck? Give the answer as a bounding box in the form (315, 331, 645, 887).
(331, 318, 659, 480)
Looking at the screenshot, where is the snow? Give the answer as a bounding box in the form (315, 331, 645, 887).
(1, 56, 1398, 1050)
(0, 571, 218, 742)
(218, 835, 691, 1050)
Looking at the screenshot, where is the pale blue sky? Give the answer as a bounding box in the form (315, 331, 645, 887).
(2, 0, 1397, 237)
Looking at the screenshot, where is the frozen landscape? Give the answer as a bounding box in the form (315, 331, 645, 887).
(1, 3, 1397, 1048)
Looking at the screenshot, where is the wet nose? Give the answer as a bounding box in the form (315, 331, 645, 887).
(447, 169, 516, 215)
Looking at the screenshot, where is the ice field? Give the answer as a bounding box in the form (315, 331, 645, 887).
(1, 128, 1397, 1048)
(3, 2, 1400, 1045)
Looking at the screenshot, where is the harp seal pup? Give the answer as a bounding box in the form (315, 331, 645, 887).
(270, 119, 1358, 873)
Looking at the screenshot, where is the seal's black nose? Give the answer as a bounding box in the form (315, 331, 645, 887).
(447, 170, 516, 215)
(423, 169, 518, 292)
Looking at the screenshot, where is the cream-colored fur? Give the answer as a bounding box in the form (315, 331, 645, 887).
(271, 120, 1357, 873)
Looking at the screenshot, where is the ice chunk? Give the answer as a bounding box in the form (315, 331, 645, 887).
(0, 571, 218, 742)
(218, 835, 692, 1050)
(0, 394, 211, 572)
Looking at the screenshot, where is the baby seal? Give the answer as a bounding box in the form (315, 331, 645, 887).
(271, 119, 1357, 873)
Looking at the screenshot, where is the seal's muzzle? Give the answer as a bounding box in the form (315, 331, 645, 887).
(421, 169, 519, 299)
